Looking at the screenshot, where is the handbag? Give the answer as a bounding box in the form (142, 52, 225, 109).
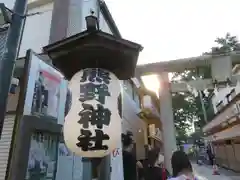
(162, 167, 167, 180)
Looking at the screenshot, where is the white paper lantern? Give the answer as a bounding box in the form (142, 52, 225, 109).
(64, 68, 122, 158)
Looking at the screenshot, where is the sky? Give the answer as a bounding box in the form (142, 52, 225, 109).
(3, 0, 240, 92)
(105, 0, 240, 92)
(3, 0, 240, 63)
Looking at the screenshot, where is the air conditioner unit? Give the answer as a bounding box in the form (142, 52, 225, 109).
(149, 124, 162, 141)
(155, 128, 162, 141)
(143, 95, 160, 118)
(9, 77, 19, 94)
(149, 124, 156, 136)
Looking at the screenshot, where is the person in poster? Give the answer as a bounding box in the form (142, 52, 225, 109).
(27, 133, 58, 180)
(27, 135, 49, 180)
(32, 71, 46, 114)
(31, 70, 61, 117)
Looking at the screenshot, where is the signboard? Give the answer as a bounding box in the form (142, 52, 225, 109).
(23, 51, 66, 120)
(22, 50, 83, 180)
(64, 68, 122, 158)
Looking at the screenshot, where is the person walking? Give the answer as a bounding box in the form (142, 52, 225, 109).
(122, 132, 143, 180)
(206, 143, 214, 165)
(145, 148, 170, 180)
(168, 150, 197, 180)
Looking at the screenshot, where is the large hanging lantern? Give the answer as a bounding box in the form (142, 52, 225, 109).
(64, 68, 122, 158)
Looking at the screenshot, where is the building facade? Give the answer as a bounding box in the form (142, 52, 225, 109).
(0, 0, 163, 179)
(203, 64, 240, 172)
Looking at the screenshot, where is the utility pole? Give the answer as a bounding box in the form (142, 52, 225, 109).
(198, 90, 208, 123)
(0, 0, 27, 136)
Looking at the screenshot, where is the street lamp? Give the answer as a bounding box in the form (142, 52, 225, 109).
(85, 10, 99, 31)
(0, 3, 12, 25)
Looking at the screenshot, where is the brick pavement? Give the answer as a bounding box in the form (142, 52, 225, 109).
(192, 163, 240, 180)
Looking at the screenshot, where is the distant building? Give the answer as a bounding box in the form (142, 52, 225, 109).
(203, 64, 240, 172)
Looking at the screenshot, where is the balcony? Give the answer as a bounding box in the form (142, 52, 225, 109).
(203, 93, 240, 134)
(148, 124, 162, 142)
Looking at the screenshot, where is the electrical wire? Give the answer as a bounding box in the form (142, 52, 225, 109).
(27, 9, 52, 17)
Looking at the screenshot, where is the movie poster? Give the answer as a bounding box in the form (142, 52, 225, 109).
(23, 52, 66, 119)
(31, 70, 61, 117)
(25, 132, 58, 180)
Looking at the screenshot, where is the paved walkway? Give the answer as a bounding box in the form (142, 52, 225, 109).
(192, 163, 240, 180)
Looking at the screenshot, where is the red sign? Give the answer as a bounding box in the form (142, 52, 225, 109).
(112, 148, 120, 157)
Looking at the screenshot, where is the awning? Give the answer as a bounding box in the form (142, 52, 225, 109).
(148, 135, 162, 143)
(137, 109, 161, 128)
(208, 124, 240, 141)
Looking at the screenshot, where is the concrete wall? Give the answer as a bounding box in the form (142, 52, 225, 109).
(121, 89, 147, 160)
(214, 142, 240, 172)
(17, 0, 114, 58)
(19, 2, 54, 57)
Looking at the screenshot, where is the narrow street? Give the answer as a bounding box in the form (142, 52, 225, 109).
(192, 163, 240, 180)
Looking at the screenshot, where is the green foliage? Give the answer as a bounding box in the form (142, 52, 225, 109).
(203, 33, 240, 55)
(188, 130, 204, 144)
(172, 33, 239, 145)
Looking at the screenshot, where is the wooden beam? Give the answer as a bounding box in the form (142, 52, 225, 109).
(168, 75, 240, 93)
(136, 52, 240, 75)
(170, 79, 213, 92)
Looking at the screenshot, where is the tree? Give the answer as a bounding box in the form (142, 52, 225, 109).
(172, 33, 239, 145)
(204, 32, 240, 55)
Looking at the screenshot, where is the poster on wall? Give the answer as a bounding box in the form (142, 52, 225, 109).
(23, 50, 66, 120)
(22, 50, 75, 180)
(25, 131, 58, 180)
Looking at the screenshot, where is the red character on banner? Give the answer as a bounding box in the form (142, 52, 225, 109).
(112, 148, 120, 157)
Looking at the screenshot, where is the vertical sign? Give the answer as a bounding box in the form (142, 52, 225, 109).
(64, 68, 122, 157)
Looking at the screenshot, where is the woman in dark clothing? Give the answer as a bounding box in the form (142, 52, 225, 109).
(145, 148, 170, 180)
(122, 132, 143, 180)
(207, 143, 214, 165)
(169, 150, 195, 179)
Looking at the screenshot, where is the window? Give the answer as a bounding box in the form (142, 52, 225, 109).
(236, 101, 240, 112)
(133, 87, 141, 108)
(226, 88, 236, 103)
(123, 80, 141, 108)
(216, 101, 224, 112)
(123, 80, 133, 98)
(230, 88, 236, 100)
